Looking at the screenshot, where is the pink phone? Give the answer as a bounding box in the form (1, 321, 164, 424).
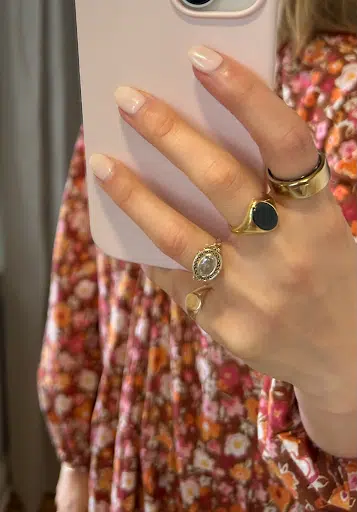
(75, 0, 279, 268)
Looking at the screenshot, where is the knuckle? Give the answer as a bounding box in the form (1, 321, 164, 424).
(143, 104, 178, 140)
(233, 74, 257, 106)
(280, 124, 314, 159)
(204, 158, 242, 196)
(161, 225, 189, 261)
(111, 174, 137, 211)
(284, 256, 314, 289)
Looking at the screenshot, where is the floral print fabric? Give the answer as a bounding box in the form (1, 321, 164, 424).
(38, 35, 357, 511)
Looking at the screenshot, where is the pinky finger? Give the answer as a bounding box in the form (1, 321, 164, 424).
(142, 265, 219, 328)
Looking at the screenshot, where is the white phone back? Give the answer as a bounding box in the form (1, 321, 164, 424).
(75, 0, 279, 268)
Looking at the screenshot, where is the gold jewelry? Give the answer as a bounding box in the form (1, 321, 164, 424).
(192, 240, 222, 282)
(230, 196, 278, 235)
(185, 285, 213, 321)
(267, 152, 330, 199)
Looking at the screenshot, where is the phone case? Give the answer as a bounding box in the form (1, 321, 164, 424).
(75, 0, 279, 268)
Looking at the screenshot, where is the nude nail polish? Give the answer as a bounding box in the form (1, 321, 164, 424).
(188, 46, 223, 73)
(90, 154, 113, 182)
(114, 86, 146, 114)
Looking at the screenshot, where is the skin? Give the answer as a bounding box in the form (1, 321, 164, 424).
(56, 464, 89, 512)
(95, 49, 357, 451)
(56, 48, 357, 509)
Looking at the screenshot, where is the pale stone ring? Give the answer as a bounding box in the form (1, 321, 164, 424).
(192, 240, 222, 282)
(186, 240, 221, 321)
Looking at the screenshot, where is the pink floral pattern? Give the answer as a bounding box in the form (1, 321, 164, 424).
(38, 35, 357, 511)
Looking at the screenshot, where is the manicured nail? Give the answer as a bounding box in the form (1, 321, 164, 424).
(188, 46, 223, 73)
(89, 154, 114, 182)
(114, 86, 146, 114)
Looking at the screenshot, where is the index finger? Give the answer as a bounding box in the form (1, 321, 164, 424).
(188, 46, 319, 182)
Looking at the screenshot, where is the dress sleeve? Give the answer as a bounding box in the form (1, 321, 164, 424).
(258, 59, 357, 510)
(325, 87, 357, 238)
(37, 130, 102, 469)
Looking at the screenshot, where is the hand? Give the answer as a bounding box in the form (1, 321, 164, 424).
(55, 463, 89, 512)
(90, 47, 357, 414)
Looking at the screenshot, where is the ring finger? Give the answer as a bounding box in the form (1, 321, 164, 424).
(90, 153, 218, 270)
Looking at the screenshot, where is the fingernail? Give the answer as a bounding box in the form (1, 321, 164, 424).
(188, 46, 223, 73)
(89, 154, 114, 182)
(114, 86, 146, 114)
(141, 265, 150, 274)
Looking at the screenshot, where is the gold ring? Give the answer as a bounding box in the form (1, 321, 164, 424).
(267, 152, 330, 199)
(230, 196, 279, 235)
(192, 240, 222, 281)
(185, 286, 213, 321)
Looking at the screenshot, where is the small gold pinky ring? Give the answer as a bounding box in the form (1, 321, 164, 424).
(185, 286, 213, 322)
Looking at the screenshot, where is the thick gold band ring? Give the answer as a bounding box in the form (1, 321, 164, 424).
(185, 286, 213, 321)
(267, 152, 330, 199)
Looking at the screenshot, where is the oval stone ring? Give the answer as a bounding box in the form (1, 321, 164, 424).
(192, 240, 223, 282)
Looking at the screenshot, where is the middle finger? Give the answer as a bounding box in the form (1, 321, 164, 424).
(114, 87, 261, 226)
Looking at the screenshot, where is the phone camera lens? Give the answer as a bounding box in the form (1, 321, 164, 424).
(181, 0, 215, 8)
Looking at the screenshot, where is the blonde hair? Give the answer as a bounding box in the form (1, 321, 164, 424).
(279, 0, 357, 55)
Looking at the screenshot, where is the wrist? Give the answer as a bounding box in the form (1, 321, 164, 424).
(295, 387, 357, 416)
(295, 387, 357, 458)
(62, 462, 89, 474)
(295, 379, 357, 415)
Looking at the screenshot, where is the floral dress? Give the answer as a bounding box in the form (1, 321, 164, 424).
(38, 35, 357, 511)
